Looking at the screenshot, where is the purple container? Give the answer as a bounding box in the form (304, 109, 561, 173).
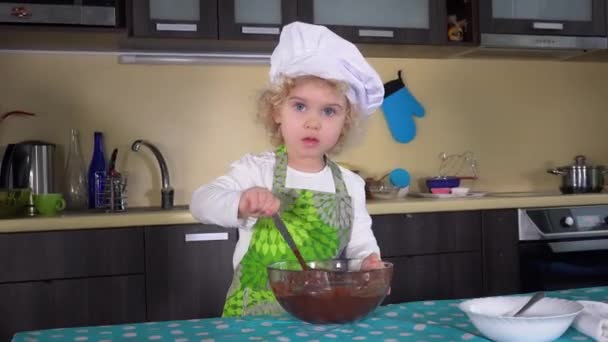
(425, 177, 460, 190)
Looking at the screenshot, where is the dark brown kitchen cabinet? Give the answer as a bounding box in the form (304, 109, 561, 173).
(131, 0, 218, 38)
(383, 252, 482, 304)
(145, 224, 237, 321)
(219, 0, 297, 40)
(371, 211, 483, 303)
(480, 0, 607, 37)
(0, 228, 145, 342)
(298, 0, 447, 44)
(372, 211, 481, 257)
(0, 275, 145, 342)
(0, 228, 144, 283)
(482, 209, 521, 296)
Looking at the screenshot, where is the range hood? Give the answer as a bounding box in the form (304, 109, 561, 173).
(459, 33, 608, 61)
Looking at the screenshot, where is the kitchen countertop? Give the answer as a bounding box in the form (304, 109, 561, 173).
(2, 192, 608, 233)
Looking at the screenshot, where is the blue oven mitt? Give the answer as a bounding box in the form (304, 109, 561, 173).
(381, 70, 425, 143)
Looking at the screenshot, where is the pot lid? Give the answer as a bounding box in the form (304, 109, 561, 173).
(559, 155, 605, 170)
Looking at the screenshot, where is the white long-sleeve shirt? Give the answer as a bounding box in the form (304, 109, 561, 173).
(190, 151, 380, 269)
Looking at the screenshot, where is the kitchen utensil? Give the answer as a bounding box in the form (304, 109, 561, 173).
(0, 187, 31, 218)
(450, 187, 470, 195)
(365, 171, 409, 200)
(513, 292, 545, 317)
(459, 296, 583, 342)
(548, 155, 607, 194)
(95, 171, 127, 212)
(425, 176, 461, 190)
(366, 179, 399, 200)
(0, 141, 56, 194)
(0, 110, 35, 123)
(431, 187, 451, 194)
(108, 148, 118, 177)
(271, 213, 309, 271)
(381, 70, 425, 144)
(267, 259, 393, 324)
(438, 151, 478, 179)
(33, 193, 66, 216)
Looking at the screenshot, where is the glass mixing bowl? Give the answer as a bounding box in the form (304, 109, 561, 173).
(267, 259, 393, 324)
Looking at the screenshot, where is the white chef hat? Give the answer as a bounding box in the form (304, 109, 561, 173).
(269, 21, 384, 117)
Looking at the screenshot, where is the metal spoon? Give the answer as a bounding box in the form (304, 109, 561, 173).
(513, 292, 545, 317)
(271, 213, 310, 271)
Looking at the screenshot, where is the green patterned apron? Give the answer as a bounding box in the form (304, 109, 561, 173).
(222, 146, 353, 316)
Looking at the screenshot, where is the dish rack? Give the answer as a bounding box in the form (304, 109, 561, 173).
(94, 171, 127, 212)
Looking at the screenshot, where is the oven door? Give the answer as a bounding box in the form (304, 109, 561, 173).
(519, 237, 608, 292)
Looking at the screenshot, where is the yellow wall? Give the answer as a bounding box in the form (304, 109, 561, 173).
(1, 52, 608, 207)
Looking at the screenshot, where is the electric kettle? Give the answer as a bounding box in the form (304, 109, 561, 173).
(0, 141, 56, 194)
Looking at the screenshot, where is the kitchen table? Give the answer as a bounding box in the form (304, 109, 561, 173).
(12, 286, 607, 342)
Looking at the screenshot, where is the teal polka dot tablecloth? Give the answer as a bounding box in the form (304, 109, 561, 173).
(13, 286, 608, 342)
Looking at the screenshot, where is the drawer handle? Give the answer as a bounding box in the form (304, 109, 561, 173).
(156, 23, 198, 32)
(358, 29, 394, 38)
(532, 22, 564, 31)
(242, 26, 280, 35)
(185, 232, 229, 242)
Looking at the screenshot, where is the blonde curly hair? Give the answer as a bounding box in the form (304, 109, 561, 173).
(257, 75, 363, 155)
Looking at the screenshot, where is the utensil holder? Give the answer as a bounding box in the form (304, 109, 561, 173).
(94, 171, 127, 212)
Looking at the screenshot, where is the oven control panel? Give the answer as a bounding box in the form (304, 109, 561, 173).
(519, 205, 608, 240)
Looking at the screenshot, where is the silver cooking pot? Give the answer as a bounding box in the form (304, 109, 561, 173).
(547, 155, 607, 194)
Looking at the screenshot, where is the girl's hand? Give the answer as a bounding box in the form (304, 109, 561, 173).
(361, 253, 383, 270)
(361, 253, 391, 295)
(238, 187, 281, 218)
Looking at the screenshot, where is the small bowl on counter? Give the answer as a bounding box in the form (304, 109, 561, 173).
(365, 178, 409, 200)
(425, 176, 460, 191)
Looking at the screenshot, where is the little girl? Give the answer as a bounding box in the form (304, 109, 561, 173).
(190, 22, 385, 317)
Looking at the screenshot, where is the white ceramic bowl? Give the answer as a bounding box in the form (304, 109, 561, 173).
(451, 187, 470, 195)
(459, 295, 584, 342)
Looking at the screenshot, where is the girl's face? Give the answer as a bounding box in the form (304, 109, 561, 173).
(274, 77, 348, 168)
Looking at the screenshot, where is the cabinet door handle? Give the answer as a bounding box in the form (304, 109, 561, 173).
(532, 22, 564, 31)
(185, 232, 229, 242)
(156, 23, 198, 32)
(242, 26, 280, 35)
(358, 29, 394, 38)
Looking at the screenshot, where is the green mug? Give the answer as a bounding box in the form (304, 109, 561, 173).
(34, 193, 66, 216)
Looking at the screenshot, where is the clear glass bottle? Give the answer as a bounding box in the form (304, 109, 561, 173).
(87, 131, 106, 209)
(64, 128, 88, 210)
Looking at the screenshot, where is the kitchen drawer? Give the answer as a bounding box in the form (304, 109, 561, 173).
(372, 211, 481, 257)
(383, 252, 483, 304)
(482, 209, 521, 296)
(0, 228, 144, 283)
(145, 224, 237, 320)
(0, 274, 145, 342)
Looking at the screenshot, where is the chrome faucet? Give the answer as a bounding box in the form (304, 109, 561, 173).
(131, 139, 174, 209)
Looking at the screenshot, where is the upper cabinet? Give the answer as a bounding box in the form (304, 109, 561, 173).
(218, 0, 297, 40)
(480, 0, 607, 36)
(131, 0, 218, 38)
(297, 0, 447, 44)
